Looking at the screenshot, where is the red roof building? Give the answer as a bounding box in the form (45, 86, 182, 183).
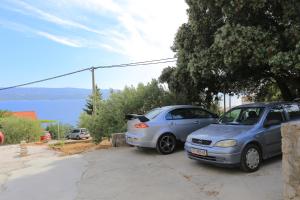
(12, 111, 38, 120)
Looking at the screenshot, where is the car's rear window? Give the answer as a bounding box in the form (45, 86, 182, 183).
(145, 108, 163, 119)
(284, 104, 300, 120)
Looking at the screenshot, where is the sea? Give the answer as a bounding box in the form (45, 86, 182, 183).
(0, 99, 86, 126)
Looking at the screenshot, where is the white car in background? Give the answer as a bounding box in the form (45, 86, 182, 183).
(66, 128, 90, 140)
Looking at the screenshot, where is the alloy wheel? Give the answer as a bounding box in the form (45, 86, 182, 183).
(158, 134, 176, 154)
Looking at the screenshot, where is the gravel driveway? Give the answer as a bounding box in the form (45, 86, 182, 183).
(0, 145, 282, 200)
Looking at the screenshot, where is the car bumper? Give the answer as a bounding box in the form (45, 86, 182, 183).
(80, 134, 90, 138)
(185, 142, 241, 166)
(125, 132, 156, 148)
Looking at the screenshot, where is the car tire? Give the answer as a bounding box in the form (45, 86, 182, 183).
(240, 144, 262, 172)
(76, 135, 80, 140)
(156, 133, 176, 155)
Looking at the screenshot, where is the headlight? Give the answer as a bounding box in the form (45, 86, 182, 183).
(214, 140, 237, 147)
(186, 135, 192, 143)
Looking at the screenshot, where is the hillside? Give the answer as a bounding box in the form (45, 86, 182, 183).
(0, 88, 111, 101)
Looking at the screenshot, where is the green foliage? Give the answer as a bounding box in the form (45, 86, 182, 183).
(0, 117, 42, 144)
(0, 110, 10, 119)
(84, 85, 102, 115)
(45, 123, 73, 139)
(79, 80, 188, 143)
(160, 0, 300, 102)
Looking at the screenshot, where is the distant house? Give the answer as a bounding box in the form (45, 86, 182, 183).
(12, 111, 38, 120)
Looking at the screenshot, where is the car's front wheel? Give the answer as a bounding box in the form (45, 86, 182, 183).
(240, 144, 262, 172)
(156, 133, 176, 155)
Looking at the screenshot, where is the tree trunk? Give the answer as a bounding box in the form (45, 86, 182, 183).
(274, 78, 295, 101)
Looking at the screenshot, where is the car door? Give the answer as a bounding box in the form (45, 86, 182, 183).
(190, 108, 217, 129)
(262, 106, 285, 157)
(166, 108, 200, 141)
(71, 129, 79, 138)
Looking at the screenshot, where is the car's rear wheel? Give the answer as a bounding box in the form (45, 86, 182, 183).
(156, 133, 176, 155)
(240, 144, 262, 172)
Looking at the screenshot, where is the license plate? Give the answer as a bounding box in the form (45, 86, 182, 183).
(191, 148, 207, 156)
(127, 137, 134, 143)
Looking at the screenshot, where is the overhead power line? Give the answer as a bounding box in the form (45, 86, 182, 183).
(0, 67, 90, 91)
(95, 57, 176, 69)
(0, 57, 177, 91)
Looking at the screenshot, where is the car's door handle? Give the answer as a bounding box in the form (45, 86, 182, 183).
(193, 121, 200, 124)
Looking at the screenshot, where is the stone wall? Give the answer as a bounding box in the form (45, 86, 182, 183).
(111, 133, 128, 147)
(281, 121, 300, 200)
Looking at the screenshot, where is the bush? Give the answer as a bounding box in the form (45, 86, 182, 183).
(45, 123, 73, 139)
(79, 79, 189, 142)
(0, 117, 42, 144)
(78, 113, 104, 143)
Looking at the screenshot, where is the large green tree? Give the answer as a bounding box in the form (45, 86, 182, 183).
(160, 0, 300, 102)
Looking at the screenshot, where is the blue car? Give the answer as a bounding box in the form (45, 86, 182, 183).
(185, 102, 300, 172)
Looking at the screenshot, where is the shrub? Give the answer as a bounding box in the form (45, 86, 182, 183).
(45, 123, 73, 139)
(0, 117, 42, 144)
(79, 79, 188, 142)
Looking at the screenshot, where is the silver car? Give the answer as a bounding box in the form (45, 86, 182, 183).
(125, 105, 218, 154)
(66, 128, 90, 140)
(185, 102, 300, 172)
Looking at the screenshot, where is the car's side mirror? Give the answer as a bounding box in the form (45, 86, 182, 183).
(264, 120, 281, 128)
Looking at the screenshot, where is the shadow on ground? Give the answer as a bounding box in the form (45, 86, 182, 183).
(128, 145, 282, 175)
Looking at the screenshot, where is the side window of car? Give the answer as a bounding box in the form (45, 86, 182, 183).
(284, 104, 300, 120)
(190, 108, 212, 118)
(166, 108, 191, 120)
(265, 107, 284, 124)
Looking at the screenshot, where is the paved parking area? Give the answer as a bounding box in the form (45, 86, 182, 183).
(77, 147, 282, 200)
(0, 145, 282, 200)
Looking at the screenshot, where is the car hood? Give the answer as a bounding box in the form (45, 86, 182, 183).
(190, 123, 255, 141)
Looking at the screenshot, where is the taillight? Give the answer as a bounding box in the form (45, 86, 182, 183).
(134, 122, 149, 128)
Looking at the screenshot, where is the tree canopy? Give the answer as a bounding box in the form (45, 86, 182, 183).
(160, 0, 300, 102)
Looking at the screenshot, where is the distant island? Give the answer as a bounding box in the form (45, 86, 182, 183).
(0, 87, 112, 101)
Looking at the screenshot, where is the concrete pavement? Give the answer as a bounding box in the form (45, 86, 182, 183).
(0, 145, 282, 200)
(0, 145, 87, 200)
(76, 147, 282, 200)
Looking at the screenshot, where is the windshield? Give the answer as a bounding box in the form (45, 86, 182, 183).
(145, 108, 163, 119)
(219, 107, 264, 125)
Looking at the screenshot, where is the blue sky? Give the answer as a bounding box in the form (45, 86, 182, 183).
(0, 0, 187, 89)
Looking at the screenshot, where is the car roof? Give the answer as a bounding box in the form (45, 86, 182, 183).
(234, 101, 297, 108)
(159, 105, 203, 110)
